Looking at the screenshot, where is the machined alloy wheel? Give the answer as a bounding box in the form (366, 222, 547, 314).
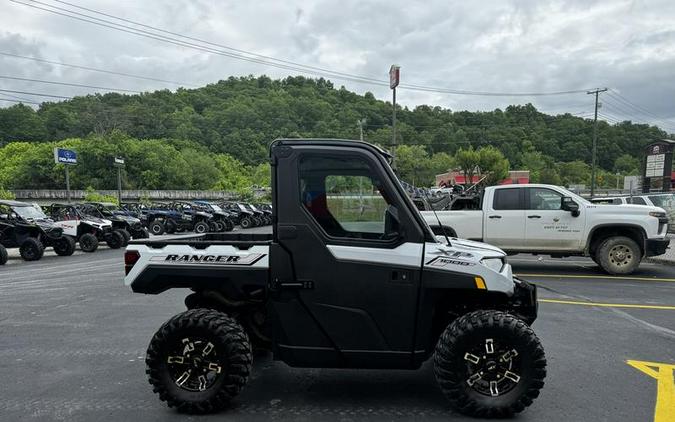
(434, 310, 546, 417)
(146, 309, 252, 414)
(149, 221, 165, 236)
(597, 236, 640, 275)
(194, 221, 209, 234)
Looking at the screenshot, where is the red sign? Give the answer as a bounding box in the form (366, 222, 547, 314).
(389, 65, 400, 89)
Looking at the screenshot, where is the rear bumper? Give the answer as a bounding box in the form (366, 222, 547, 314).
(646, 238, 670, 257)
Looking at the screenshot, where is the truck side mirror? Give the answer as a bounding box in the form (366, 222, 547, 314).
(561, 197, 580, 217)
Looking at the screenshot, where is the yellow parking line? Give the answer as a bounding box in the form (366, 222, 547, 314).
(518, 273, 675, 283)
(540, 298, 675, 310)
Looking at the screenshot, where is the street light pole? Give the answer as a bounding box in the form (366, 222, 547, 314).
(587, 88, 608, 197)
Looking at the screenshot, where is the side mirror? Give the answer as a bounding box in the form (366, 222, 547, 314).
(561, 197, 580, 217)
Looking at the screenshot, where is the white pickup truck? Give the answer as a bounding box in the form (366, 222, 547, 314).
(422, 184, 670, 274)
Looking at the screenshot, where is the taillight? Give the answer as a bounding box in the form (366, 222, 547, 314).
(124, 250, 140, 275)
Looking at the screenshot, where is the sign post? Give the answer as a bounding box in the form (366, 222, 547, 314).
(389, 64, 400, 168)
(642, 140, 675, 193)
(112, 157, 125, 204)
(53, 148, 77, 203)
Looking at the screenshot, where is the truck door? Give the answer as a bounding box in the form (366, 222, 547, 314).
(269, 143, 426, 369)
(524, 187, 585, 250)
(484, 187, 527, 250)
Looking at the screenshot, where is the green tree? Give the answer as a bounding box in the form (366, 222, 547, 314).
(454, 147, 480, 187)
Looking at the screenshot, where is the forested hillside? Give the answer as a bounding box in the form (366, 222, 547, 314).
(0, 75, 669, 189)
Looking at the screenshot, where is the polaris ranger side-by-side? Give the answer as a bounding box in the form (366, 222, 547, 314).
(81, 202, 150, 240)
(45, 203, 120, 252)
(124, 139, 545, 417)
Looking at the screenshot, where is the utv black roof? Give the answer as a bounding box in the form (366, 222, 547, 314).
(86, 202, 117, 207)
(0, 199, 31, 207)
(271, 138, 393, 160)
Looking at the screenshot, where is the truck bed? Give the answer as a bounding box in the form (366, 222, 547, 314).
(125, 232, 271, 295)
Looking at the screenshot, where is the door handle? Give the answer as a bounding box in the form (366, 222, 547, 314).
(528, 215, 542, 219)
(489, 215, 502, 219)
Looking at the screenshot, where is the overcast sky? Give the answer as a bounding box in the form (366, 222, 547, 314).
(1, 0, 674, 132)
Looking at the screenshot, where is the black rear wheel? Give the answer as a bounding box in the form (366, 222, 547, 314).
(106, 231, 125, 249)
(240, 218, 251, 229)
(434, 310, 546, 418)
(146, 309, 252, 414)
(117, 229, 131, 246)
(79, 233, 99, 252)
(19, 238, 44, 261)
(53, 235, 76, 256)
(194, 221, 209, 234)
(0, 244, 7, 265)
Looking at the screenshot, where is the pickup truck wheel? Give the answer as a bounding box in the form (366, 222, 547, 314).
(0, 244, 8, 265)
(79, 233, 99, 252)
(597, 236, 640, 275)
(149, 221, 165, 236)
(146, 309, 252, 414)
(20, 238, 44, 261)
(434, 310, 546, 418)
(53, 235, 76, 256)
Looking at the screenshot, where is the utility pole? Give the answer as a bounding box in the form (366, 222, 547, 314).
(389, 65, 400, 168)
(587, 88, 607, 197)
(357, 118, 366, 141)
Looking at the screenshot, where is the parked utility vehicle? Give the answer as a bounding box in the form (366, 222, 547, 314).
(192, 201, 235, 232)
(124, 139, 546, 417)
(81, 202, 149, 241)
(0, 200, 75, 261)
(422, 184, 670, 274)
(46, 203, 120, 252)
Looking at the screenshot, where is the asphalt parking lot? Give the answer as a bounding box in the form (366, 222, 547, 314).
(1, 233, 674, 421)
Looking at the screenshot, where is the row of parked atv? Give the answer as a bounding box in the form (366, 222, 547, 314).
(119, 201, 272, 236)
(0, 199, 272, 264)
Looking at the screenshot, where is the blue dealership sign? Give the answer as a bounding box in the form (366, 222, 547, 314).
(53, 148, 77, 165)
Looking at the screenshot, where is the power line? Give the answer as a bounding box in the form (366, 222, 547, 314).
(0, 51, 194, 87)
(0, 97, 41, 104)
(11, 0, 598, 97)
(0, 75, 141, 93)
(0, 88, 72, 99)
(0, 91, 37, 103)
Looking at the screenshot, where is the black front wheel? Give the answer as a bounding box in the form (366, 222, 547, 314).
(79, 233, 99, 252)
(53, 236, 76, 256)
(19, 238, 44, 261)
(117, 229, 131, 246)
(240, 218, 251, 229)
(148, 221, 165, 236)
(0, 244, 7, 265)
(146, 309, 252, 414)
(194, 221, 209, 234)
(434, 310, 546, 418)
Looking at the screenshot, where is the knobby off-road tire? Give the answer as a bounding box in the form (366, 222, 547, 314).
(146, 309, 252, 414)
(79, 233, 99, 253)
(596, 236, 640, 275)
(0, 244, 7, 265)
(194, 221, 209, 234)
(239, 218, 251, 229)
(148, 221, 165, 236)
(105, 231, 125, 249)
(117, 229, 131, 246)
(434, 310, 546, 418)
(53, 235, 76, 256)
(20, 238, 44, 261)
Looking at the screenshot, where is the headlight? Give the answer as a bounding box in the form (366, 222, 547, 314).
(649, 211, 666, 218)
(481, 257, 504, 272)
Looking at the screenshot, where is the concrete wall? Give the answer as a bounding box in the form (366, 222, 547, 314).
(12, 190, 244, 204)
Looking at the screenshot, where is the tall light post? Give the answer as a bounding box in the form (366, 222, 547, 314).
(389, 64, 400, 168)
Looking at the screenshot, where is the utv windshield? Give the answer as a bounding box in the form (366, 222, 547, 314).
(14, 205, 48, 220)
(209, 204, 223, 212)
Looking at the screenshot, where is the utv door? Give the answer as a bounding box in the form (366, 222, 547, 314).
(269, 143, 426, 369)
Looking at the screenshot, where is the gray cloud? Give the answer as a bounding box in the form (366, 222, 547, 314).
(0, 0, 674, 131)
